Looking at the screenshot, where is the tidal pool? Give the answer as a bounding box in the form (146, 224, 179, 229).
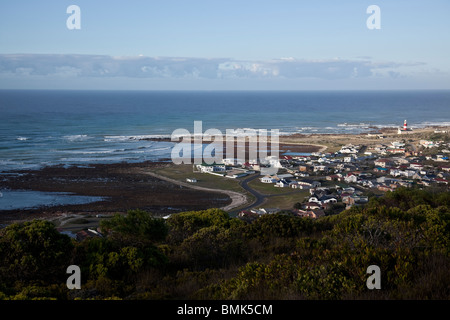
(0, 189, 104, 210)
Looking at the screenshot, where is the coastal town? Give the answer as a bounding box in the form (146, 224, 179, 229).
(1, 124, 449, 242)
(192, 124, 450, 221)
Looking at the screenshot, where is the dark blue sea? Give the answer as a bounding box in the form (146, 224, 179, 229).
(1, 90, 449, 173)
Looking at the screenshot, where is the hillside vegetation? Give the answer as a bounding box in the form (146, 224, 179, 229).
(0, 187, 448, 300)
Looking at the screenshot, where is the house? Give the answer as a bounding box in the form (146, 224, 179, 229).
(313, 165, 328, 172)
(409, 163, 424, 170)
(378, 185, 395, 192)
(342, 187, 356, 194)
(326, 174, 342, 181)
(362, 180, 376, 188)
(337, 163, 357, 172)
(390, 169, 402, 177)
(250, 208, 280, 215)
(297, 179, 321, 189)
(420, 140, 437, 148)
(345, 173, 359, 183)
(387, 148, 406, 154)
(342, 195, 369, 205)
(196, 163, 226, 173)
(435, 178, 448, 185)
(374, 158, 394, 168)
(275, 179, 290, 188)
(374, 167, 388, 173)
(260, 175, 278, 183)
(291, 182, 310, 189)
(226, 171, 249, 179)
(294, 209, 325, 219)
(308, 196, 321, 204)
(304, 202, 322, 210)
(243, 162, 261, 171)
(299, 165, 313, 172)
(340, 145, 359, 154)
(344, 156, 354, 163)
(321, 196, 338, 204)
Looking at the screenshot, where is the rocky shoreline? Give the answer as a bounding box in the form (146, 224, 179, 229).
(0, 161, 231, 224)
(2, 124, 447, 225)
(0, 141, 321, 224)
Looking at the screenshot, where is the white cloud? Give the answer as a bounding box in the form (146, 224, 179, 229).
(0, 53, 428, 82)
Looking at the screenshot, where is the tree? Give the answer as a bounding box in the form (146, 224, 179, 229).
(166, 208, 231, 243)
(0, 220, 73, 285)
(100, 209, 168, 245)
(180, 226, 244, 269)
(293, 202, 302, 210)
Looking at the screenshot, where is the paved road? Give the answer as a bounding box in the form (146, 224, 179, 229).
(232, 174, 266, 214)
(137, 169, 248, 212)
(231, 173, 308, 214)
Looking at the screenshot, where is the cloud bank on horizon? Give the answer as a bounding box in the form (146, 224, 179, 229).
(0, 53, 429, 86)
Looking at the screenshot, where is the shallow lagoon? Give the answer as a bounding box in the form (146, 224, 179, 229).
(0, 189, 104, 210)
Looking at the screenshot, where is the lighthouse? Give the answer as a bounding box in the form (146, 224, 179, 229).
(398, 119, 411, 134)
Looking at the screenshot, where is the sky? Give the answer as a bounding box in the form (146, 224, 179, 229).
(0, 0, 449, 90)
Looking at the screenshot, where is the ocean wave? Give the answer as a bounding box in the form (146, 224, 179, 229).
(147, 146, 172, 152)
(337, 123, 371, 127)
(414, 121, 450, 128)
(63, 134, 91, 142)
(16, 136, 29, 141)
(104, 134, 172, 142)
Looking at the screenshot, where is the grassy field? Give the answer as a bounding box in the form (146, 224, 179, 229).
(152, 164, 246, 193)
(260, 190, 310, 210)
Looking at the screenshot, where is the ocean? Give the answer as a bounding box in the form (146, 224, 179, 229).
(1, 90, 450, 173)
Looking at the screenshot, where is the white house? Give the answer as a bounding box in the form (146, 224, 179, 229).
(313, 165, 328, 172)
(196, 163, 226, 173)
(275, 179, 290, 188)
(345, 174, 358, 183)
(409, 163, 424, 170)
(340, 145, 359, 154)
(260, 175, 278, 184)
(322, 197, 338, 204)
(250, 208, 280, 215)
(297, 179, 321, 189)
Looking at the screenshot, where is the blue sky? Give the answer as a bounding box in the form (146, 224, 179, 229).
(0, 0, 449, 90)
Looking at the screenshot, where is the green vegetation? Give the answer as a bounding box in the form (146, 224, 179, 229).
(0, 188, 449, 300)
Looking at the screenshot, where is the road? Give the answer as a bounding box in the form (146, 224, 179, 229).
(232, 174, 266, 214)
(231, 173, 308, 215)
(141, 170, 306, 215)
